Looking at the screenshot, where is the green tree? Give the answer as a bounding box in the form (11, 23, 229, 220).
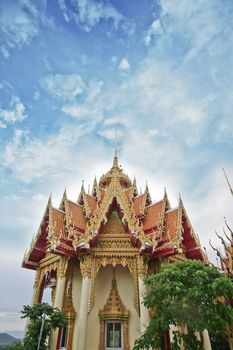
(134, 260, 233, 350)
(8, 303, 66, 350)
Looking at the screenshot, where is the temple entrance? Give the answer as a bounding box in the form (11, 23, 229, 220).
(105, 321, 123, 350)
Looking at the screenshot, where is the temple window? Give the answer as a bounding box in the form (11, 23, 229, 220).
(58, 326, 67, 349)
(105, 321, 123, 350)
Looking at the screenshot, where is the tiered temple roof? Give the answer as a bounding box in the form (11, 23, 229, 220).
(22, 154, 206, 270)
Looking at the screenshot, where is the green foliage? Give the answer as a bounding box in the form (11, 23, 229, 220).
(5, 342, 24, 350)
(17, 303, 66, 350)
(134, 259, 233, 350)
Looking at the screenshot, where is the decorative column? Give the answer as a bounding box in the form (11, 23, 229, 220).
(137, 256, 150, 334)
(24, 269, 42, 335)
(202, 330, 212, 350)
(30, 269, 41, 305)
(50, 258, 69, 349)
(169, 324, 187, 350)
(75, 256, 91, 350)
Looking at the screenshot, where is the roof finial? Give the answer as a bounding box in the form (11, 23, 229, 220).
(113, 128, 119, 168)
(81, 180, 85, 193)
(223, 168, 233, 197)
(115, 128, 118, 158)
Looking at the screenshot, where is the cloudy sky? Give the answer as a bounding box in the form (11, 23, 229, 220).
(0, 0, 233, 333)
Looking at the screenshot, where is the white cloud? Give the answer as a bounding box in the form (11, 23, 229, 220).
(118, 58, 130, 71)
(0, 250, 34, 332)
(0, 0, 39, 57)
(61, 79, 104, 120)
(0, 46, 10, 59)
(0, 96, 27, 129)
(185, 167, 233, 263)
(97, 128, 123, 142)
(86, 80, 103, 101)
(33, 90, 40, 100)
(0, 0, 55, 58)
(58, 0, 70, 22)
(58, 0, 134, 34)
(144, 19, 163, 46)
(32, 193, 48, 202)
(40, 73, 85, 101)
(157, 0, 229, 61)
(62, 104, 88, 118)
(111, 56, 117, 63)
(1, 121, 103, 183)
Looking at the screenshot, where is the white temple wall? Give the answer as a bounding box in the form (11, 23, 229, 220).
(86, 264, 140, 350)
(72, 264, 83, 350)
(72, 264, 82, 311)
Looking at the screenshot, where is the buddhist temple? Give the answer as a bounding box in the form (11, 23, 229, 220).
(22, 150, 212, 350)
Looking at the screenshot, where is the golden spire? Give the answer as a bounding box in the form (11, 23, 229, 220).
(81, 179, 85, 192)
(223, 168, 233, 197)
(112, 128, 119, 168)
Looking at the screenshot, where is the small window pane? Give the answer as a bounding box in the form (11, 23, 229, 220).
(106, 323, 114, 348)
(114, 323, 121, 348)
(60, 327, 67, 348)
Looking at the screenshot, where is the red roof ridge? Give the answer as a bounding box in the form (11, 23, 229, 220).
(165, 206, 178, 213)
(147, 199, 164, 208)
(67, 198, 84, 208)
(85, 193, 96, 200)
(134, 193, 144, 199)
(52, 207, 65, 214)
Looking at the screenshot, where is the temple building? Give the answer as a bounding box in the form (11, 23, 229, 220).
(22, 151, 212, 350)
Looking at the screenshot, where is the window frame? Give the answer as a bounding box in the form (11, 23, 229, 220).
(105, 320, 123, 350)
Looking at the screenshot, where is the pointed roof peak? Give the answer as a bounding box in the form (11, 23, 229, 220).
(178, 193, 183, 207)
(163, 187, 168, 203)
(81, 180, 85, 193)
(63, 187, 67, 199)
(48, 193, 52, 207)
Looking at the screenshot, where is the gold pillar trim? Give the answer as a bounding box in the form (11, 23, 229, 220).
(34, 256, 69, 303)
(80, 255, 92, 278)
(62, 276, 76, 350)
(33, 269, 41, 289)
(58, 257, 69, 279)
(137, 255, 148, 277)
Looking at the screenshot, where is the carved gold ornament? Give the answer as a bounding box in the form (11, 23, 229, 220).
(99, 276, 129, 350)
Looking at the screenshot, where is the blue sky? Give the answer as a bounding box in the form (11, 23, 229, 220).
(0, 0, 233, 333)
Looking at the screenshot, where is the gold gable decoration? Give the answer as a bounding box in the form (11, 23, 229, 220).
(99, 276, 129, 350)
(99, 277, 129, 320)
(84, 175, 154, 251)
(88, 212, 140, 314)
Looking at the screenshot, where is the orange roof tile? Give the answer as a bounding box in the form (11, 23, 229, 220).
(164, 208, 179, 240)
(124, 187, 132, 201)
(66, 200, 87, 231)
(133, 194, 145, 216)
(86, 194, 97, 214)
(51, 208, 65, 238)
(99, 188, 105, 201)
(143, 200, 164, 230)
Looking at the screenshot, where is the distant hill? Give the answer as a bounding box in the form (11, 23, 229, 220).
(0, 333, 18, 346)
(6, 332, 23, 340)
